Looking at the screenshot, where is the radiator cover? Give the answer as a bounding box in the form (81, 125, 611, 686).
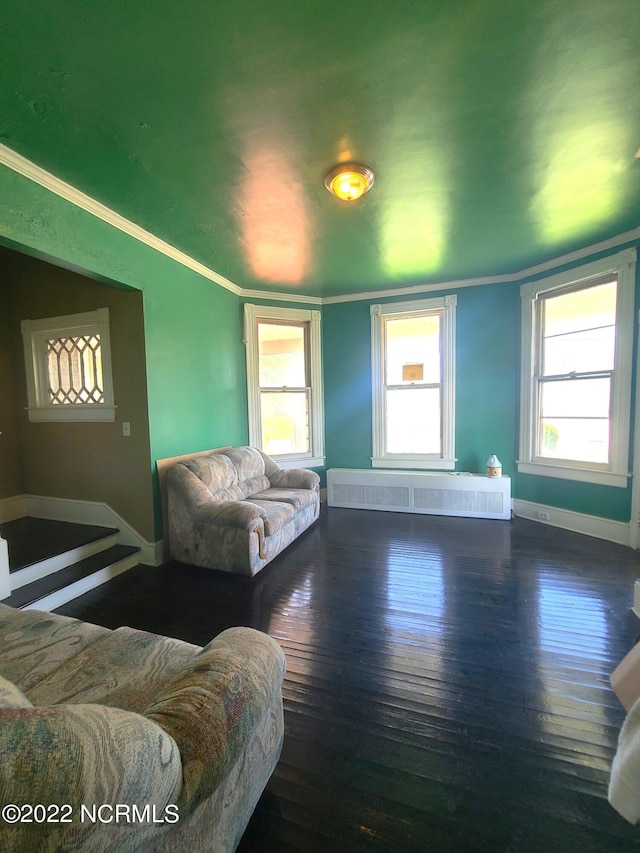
(326, 468, 511, 520)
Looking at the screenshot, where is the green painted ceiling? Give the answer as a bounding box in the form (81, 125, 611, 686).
(2, 0, 640, 298)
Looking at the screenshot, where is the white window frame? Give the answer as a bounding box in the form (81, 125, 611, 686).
(244, 304, 324, 468)
(21, 308, 116, 423)
(371, 295, 457, 470)
(518, 249, 636, 488)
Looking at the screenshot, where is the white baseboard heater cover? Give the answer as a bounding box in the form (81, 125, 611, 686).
(327, 468, 511, 520)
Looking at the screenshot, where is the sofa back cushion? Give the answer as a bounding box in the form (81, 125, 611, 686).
(0, 605, 110, 694)
(182, 447, 270, 502)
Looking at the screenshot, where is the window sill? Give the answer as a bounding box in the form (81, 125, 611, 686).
(516, 460, 630, 488)
(273, 456, 325, 470)
(372, 456, 457, 471)
(27, 405, 117, 423)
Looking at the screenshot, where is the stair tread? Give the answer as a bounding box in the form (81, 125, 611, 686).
(3, 545, 139, 608)
(1, 517, 119, 572)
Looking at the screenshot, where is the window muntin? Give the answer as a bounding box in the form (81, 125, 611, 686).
(371, 295, 456, 470)
(21, 309, 116, 422)
(518, 249, 635, 487)
(244, 305, 324, 467)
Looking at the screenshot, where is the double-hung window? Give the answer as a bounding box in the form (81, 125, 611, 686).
(371, 295, 456, 469)
(518, 249, 636, 487)
(244, 304, 324, 467)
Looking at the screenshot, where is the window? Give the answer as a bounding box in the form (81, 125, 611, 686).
(244, 304, 324, 467)
(518, 249, 636, 487)
(371, 295, 456, 469)
(21, 308, 116, 422)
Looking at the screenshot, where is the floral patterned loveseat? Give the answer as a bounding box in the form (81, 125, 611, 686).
(167, 446, 320, 576)
(0, 603, 285, 852)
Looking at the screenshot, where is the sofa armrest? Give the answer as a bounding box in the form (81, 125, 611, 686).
(268, 468, 320, 490)
(195, 500, 266, 530)
(144, 627, 285, 810)
(0, 704, 182, 849)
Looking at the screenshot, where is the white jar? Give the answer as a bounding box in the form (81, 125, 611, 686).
(486, 454, 502, 477)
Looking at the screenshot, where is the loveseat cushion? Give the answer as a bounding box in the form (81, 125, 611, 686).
(245, 499, 296, 536)
(0, 675, 32, 709)
(251, 487, 318, 512)
(182, 451, 271, 503)
(183, 452, 237, 495)
(224, 446, 268, 482)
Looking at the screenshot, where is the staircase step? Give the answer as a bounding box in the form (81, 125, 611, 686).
(3, 545, 140, 610)
(0, 517, 119, 572)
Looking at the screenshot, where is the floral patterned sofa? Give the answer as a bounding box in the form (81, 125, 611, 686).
(0, 603, 285, 852)
(167, 446, 320, 576)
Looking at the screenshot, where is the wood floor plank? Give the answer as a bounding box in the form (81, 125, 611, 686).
(55, 509, 640, 851)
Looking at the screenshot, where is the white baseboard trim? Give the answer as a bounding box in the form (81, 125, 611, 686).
(2, 494, 163, 565)
(0, 495, 28, 523)
(513, 499, 631, 547)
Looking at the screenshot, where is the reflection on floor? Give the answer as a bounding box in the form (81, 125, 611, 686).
(55, 509, 640, 852)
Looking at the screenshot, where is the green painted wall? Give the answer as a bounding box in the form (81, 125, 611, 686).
(1, 161, 638, 534)
(0, 165, 247, 538)
(323, 285, 520, 477)
(323, 264, 638, 524)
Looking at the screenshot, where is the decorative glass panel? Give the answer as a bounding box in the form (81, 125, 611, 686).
(258, 323, 306, 387)
(46, 335, 104, 405)
(386, 387, 440, 454)
(260, 391, 309, 455)
(385, 314, 440, 385)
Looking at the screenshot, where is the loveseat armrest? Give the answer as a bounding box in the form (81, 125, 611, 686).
(268, 468, 320, 491)
(194, 500, 266, 530)
(144, 627, 285, 810)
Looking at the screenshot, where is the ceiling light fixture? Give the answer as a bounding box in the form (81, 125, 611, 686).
(324, 163, 375, 202)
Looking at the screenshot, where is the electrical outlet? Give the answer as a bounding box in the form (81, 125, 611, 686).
(535, 510, 550, 521)
(122, 422, 131, 437)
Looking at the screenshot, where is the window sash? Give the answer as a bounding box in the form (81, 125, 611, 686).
(244, 304, 324, 467)
(518, 249, 635, 487)
(371, 295, 456, 470)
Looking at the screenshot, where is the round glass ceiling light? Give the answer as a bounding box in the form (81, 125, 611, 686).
(324, 163, 375, 201)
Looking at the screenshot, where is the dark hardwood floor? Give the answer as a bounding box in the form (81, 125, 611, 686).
(55, 508, 640, 852)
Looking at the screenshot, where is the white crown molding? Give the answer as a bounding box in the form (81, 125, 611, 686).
(0, 142, 243, 296)
(2, 142, 639, 306)
(240, 288, 323, 306)
(322, 226, 640, 304)
(323, 273, 514, 304)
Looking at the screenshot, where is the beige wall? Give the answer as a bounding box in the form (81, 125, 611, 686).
(4, 249, 155, 541)
(0, 253, 22, 498)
